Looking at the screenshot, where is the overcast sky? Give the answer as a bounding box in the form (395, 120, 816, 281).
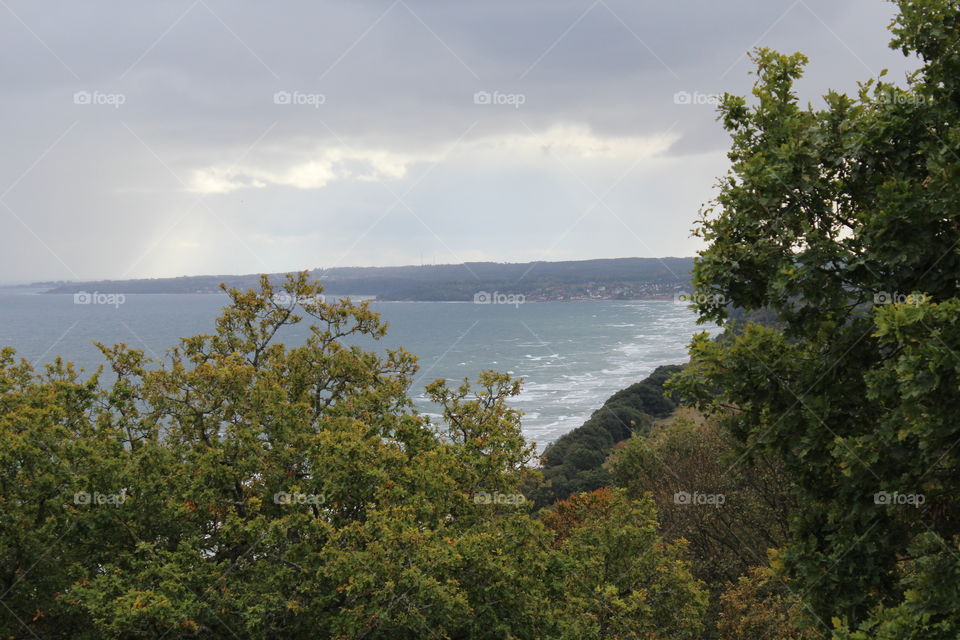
(1, 0, 918, 283)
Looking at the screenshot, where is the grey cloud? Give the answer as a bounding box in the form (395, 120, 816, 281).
(0, 0, 919, 282)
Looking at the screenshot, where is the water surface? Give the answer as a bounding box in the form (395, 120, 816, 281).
(0, 289, 714, 448)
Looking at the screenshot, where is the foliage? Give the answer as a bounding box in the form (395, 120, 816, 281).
(542, 488, 708, 640)
(609, 409, 793, 587)
(716, 557, 818, 640)
(0, 273, 706, 638)
(609, 409, 794, 638)
(672, 0, 960, 635)
(830, 532, 960, 640)
(528, 365, 680, 508)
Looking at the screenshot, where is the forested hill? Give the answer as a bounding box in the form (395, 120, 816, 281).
(36, 257, 693, 301)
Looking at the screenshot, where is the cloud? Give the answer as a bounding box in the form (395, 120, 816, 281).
(476, 124, 678, 159)
(189, 147, 421, 194)
(188, 124, 677, 194)
(0, 0, 918, 281)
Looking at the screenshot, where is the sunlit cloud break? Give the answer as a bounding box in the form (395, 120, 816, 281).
(188, 125, 679, 194)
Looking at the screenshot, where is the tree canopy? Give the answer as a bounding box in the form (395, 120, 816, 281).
(1, 273, 706, 639)
(673, 0, 960, 635)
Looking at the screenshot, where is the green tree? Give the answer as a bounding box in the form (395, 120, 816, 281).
(1, 273, 706, 639)
(673, 0, 960, 635)
(543, 488, 707, 640)
(0, 353, 114, 637)
(529, 365, 679, 508)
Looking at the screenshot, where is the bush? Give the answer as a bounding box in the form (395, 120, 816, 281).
(529, 365, 680, 508)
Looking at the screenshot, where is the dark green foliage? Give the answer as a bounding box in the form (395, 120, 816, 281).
(528, 365, 678, 507)
(605, 378, 677, 418)
(722, 307, 786, 334)
(673, 1, 960, 635)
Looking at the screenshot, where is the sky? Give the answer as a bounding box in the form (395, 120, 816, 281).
(0, 0, 919, 283)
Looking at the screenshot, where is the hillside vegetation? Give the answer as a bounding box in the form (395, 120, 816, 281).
(0, 274, 708, 639)
(38, 257, 692, 301)
(529, 364, 680, 508)
(5, 1, 960, 636)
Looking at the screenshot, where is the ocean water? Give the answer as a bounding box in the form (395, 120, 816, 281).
(0, 289, 715, 449)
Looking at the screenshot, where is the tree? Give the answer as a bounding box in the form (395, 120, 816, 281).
(672, 0, 960, 635)
(543, 488, 707, 640)
(1, 273, 705, 638)
(529, 365, 678, 508)
(609, 410, 793, 586)
(609, 410, 794, 638)
(716, 558, 817, 640)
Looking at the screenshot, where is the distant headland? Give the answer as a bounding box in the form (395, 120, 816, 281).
(33, 257, 694, 302)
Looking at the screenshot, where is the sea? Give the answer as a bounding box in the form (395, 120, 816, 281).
(0, 289, 716, 449)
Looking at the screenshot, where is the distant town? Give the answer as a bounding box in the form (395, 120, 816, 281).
(35, 257, 694, 302)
